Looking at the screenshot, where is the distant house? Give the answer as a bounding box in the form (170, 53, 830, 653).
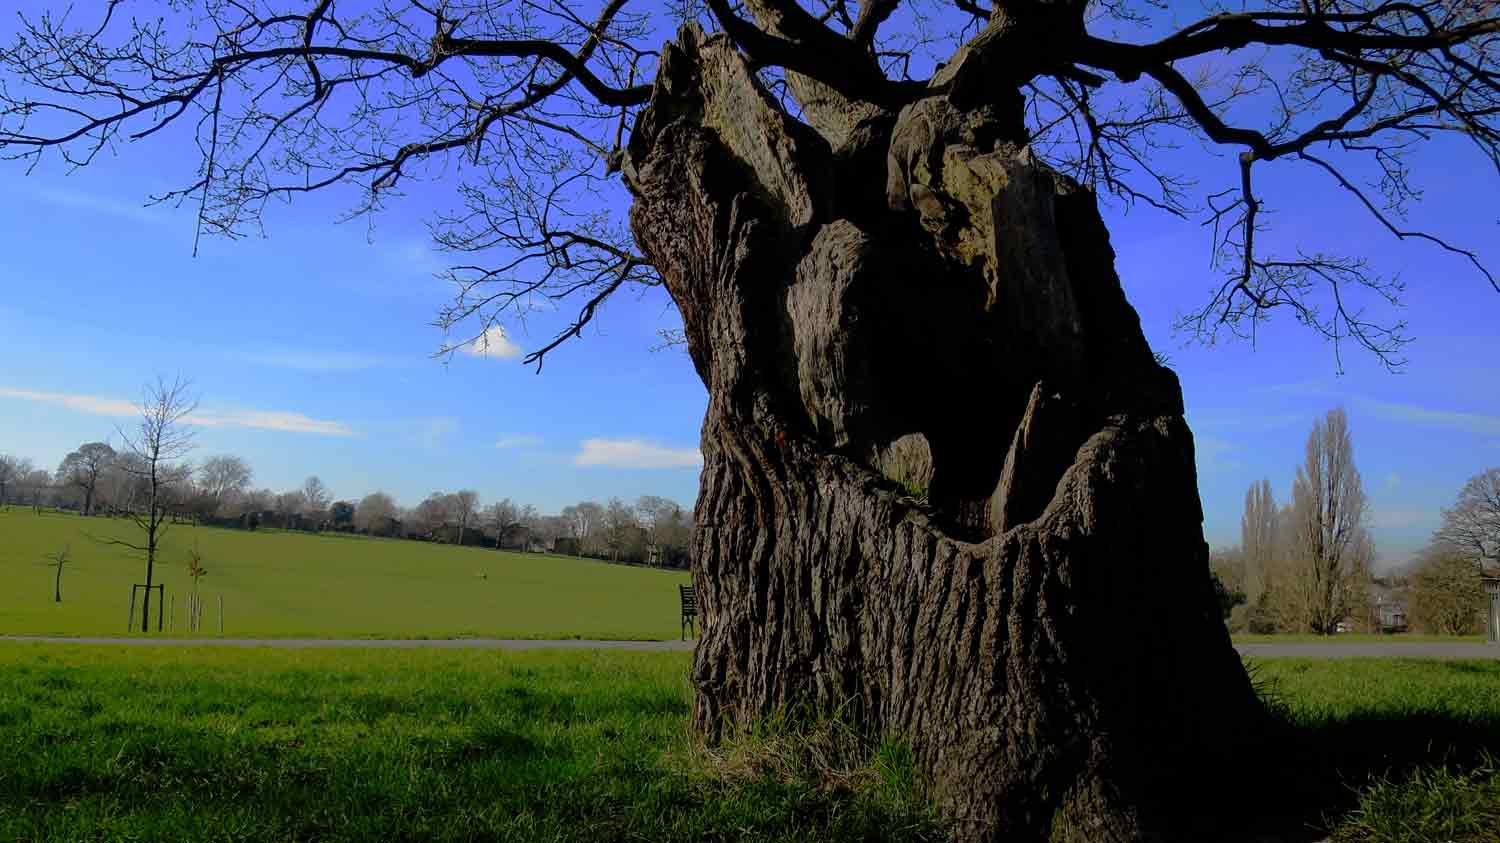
(1367, 579, 1409, 634)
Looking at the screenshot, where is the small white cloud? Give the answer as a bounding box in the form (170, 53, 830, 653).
(495, 434, 543, 449)
(0, 386, 353, 436)
(461, 326, 523, 360)
(574, 438, 703, 469)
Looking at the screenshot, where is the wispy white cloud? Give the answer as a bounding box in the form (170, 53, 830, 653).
(574, 438, 702, 469)
(461, 325, 523, 361)
(1356, 397, 1500, 437)
(188, 409, 355, 436)
(0, 387, 353, 436)
(495, 434, 543, 449)
(28, 185, 165, 226)
(0, 387, 137, 416)
(237, 348, 398, 372)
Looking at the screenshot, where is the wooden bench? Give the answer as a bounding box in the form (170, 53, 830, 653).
(680, 584, 697, 641)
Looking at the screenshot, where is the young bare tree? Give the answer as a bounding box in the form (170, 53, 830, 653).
(6, 0, 1500, 836)
(1434, 467, 1500, 568)
(108, 377, 197, 633)
(56, 442, 116, 517)
(45, 545, 70, 603)
(1285, 408, 1373, 634)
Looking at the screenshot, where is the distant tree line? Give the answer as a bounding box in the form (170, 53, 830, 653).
(1211, 408, 1498, 636)
(0, 444, 694, 569)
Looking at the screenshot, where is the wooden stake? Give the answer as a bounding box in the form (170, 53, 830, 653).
(218, 594, 224, 635)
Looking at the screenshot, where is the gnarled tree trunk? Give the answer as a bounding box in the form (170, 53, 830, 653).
(623, 24, 1260, 842)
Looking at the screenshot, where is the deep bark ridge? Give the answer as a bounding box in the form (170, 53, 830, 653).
(624, 24, 1259, 842)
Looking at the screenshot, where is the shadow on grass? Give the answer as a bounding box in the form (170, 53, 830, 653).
(1199, 662, 1500, 842)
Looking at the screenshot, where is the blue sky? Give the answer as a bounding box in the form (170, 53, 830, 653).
(0, 1, 1496, 569)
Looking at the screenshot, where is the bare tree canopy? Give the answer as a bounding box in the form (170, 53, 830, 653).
(56, 441, 116, 516)
(197, 454, 254, 514)
(1434, 466, 1500, 566)
(0, 453, 35, 507)
(1, 0, 1495, 367)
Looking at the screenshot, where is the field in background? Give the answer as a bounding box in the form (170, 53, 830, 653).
(0, 510, 690, 639)
(1, 645, 1498, 842)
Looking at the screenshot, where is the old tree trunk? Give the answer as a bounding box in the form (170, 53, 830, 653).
(622, 22, 1260, 843)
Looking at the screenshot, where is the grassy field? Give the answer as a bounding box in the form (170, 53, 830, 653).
(0, 509, 689, 640)
(0, 644, 935, 842)
(1, 644, 1497, 842)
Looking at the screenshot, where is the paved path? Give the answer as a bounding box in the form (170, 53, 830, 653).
(0, 635, 694, 651)
(1236, 642, 1499, 660)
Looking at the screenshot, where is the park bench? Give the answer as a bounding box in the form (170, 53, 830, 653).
(680, 584, 697, 641)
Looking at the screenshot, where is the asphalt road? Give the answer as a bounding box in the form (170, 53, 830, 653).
(1235, 641, 1500, 660)
(2, 636, 1496, 658)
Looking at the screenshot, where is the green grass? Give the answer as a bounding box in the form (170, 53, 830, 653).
(2, 646, 1498, 841)
(0, 643, 937, 842)
(1250, 659, 1500, 842)
(0, 509, 690, 639)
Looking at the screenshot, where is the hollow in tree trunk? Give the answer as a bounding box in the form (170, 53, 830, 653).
(622, 25, 1261, 842)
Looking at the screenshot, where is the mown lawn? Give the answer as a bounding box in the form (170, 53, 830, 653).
(1, 645, 1498, 842)
(0, 644, 934, 843)
(0, 510, 689, 640)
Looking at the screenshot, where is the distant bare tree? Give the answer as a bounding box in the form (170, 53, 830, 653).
(109, 376, 197, 633)
(454, 489, 480, 545)
(273, 490, 306, 526)
(197, 455, 253, 516)
(485, 498, 521, 550)
(56, 442, 116, 516)
(414, 492, 455, 539)
(1409, 545, 1488, 635)
(603, 497, 638, 561)
(1240, 479, 1279, 607)
(354, 491, 399, 535)
(21, 469, 53, 513)
(1434, 467, 1500, 568)
(300, 476, 331, 519)
(0, 453, 33, 508)
(1285, 408, 1373, 634)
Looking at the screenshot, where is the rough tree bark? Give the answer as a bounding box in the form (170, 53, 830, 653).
(623, 24, 1260, 842)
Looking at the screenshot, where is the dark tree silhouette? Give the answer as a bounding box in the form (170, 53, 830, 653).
(4, 1, 1497, 839)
